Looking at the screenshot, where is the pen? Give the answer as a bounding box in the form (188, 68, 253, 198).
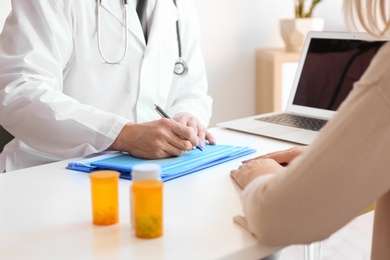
(154, 104, 203, 152)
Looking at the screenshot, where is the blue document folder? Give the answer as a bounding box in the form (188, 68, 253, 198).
(67, 144, 256, 182)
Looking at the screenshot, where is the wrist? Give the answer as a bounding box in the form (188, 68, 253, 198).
(109, 122, 135, 152)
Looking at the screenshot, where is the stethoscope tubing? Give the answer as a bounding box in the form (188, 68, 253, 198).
(97, 0, 129, 64)
(96, 0, 188, 75)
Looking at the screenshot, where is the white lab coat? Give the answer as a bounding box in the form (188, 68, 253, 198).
(0, 0, 212, 172)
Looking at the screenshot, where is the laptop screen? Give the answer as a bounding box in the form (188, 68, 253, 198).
(292, 38, 385, 111)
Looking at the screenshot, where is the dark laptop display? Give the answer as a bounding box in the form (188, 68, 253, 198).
(293, 38, 384, 111)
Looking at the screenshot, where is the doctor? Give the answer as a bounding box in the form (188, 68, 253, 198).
(0, 0, 215, 172)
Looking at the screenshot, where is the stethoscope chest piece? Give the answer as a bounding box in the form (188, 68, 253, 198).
(174, 59, 188, 76)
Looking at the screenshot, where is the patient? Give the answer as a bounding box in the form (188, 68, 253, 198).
(230, 0, 390, 259)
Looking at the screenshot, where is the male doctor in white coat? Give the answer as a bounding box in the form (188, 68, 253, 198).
(0, 0, 215, 172)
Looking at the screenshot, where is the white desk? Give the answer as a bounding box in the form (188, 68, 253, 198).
(0, 128, 296, 260)
(0, 127, 376, 259)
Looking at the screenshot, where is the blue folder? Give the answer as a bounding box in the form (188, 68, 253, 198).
(67, 144, 256, 182)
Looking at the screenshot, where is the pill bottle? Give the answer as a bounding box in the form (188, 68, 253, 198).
(89, 170, 120, 225)
(132, 180, 163, 239)
(130, 163, 163, 238)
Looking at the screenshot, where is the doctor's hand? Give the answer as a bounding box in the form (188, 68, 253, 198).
(173, 112, 216, 148)
(230, 159, 284, 189)
(109, 119, 204, 159)
(242, 146, 307, 165)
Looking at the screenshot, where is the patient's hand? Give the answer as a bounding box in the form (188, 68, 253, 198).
(230, 159, 283, 189)
(242, 146, 307, 165)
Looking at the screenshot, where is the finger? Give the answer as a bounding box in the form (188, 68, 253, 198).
(172, 113, 187, 125)
(230, 169, 244, 189)
(242, 153, 273, 163)
(196, 126, 206, 147)
(266, 146, 306, 163)
(205, 130, 216, 145)
(242, 155, 266, 164)
(137, 137, 185, 159)
(262, 152, 288, 164)
(233, 215, 248, 229)
(185, 117, 198, 134)
(233, 216, 256, 237)
(163, 146, 186, 157)
(156, 119, 194, 152)
(265, 148, 303, 164)
(154, 134, 188, 157)
(167, 133, 194, 152)
(238, 163, 246, 169)
(183, 118, 206, 149)
(230, 169, 238, 176)
(173, 112, 197, 129)
(171, 122, 199, 147)
(157, 134, 189, 157)
(242, 150, 289, 164)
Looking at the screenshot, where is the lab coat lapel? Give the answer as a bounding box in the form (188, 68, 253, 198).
(135, 0, 179, 122)
(147, 0, 179, 48)
(100, 0, 145, 45)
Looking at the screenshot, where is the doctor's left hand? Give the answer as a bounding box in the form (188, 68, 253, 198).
(173, 112, 216, 148)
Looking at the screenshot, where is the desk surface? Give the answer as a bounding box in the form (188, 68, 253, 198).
(0, 128, 294, 259)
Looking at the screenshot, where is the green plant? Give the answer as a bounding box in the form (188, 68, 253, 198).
(295, 0, 323, 18)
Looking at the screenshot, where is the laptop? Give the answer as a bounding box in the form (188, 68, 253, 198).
(217, 31, 388, 145)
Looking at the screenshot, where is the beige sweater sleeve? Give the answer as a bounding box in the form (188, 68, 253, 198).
(240, 42, 390, 248)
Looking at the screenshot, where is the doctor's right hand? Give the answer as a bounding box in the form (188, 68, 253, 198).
(108, 119, 200, 159)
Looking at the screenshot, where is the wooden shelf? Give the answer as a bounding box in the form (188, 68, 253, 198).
(256, 48, 301, 114)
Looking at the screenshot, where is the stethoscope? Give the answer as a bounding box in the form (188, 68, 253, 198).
(96, 0, 188, 76)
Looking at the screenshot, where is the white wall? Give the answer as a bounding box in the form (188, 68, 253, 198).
(0, 0, 345, 127)
(194, 0, 345, 126)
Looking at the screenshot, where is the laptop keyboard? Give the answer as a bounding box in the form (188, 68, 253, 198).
(255, 113, 327, 131)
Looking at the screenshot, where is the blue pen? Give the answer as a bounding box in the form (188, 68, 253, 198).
(154, 104, 203, 152)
